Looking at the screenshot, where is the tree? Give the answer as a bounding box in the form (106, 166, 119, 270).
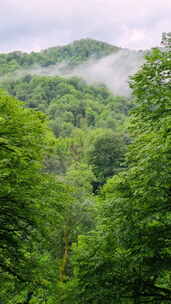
(86, 128, 125, 191)
(69, 35, 171, 303)
(0, 90, 58, 302)
(105, 34, 171, 303)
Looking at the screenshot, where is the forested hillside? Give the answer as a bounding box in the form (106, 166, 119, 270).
(0, 39, 119, 77)
(0, 34, 171, 303)
(1, 74, 129, 189)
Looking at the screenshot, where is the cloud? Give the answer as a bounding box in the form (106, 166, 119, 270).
(15, 49, 144, 96)
(66, 50, 144, 96)
(1, 0, 171, 52)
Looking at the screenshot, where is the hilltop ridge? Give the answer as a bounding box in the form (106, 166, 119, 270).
(0, 38, 121, 76)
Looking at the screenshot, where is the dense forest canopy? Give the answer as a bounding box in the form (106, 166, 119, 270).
(0, 34, 171, 303)
(0, 39, 120, 77)
(0, 38, 144, 97)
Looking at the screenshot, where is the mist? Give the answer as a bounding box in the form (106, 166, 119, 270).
(6, 49, 145, 96)
(68, 49, 145, 96)
(33, 49, 144, 96)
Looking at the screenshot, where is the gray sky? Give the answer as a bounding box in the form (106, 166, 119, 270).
(1, 0, 171, 52)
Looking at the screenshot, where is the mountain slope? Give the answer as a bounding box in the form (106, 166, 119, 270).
(0, 39, 120, 76)
(0, 39, 145, 96)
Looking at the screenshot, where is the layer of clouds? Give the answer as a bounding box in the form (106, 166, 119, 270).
(69, 50, 145, 96)
(16, 49, 144, 96)
(1, 0, 171, 52)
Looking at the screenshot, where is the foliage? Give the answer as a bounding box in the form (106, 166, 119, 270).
(0, 39, 119, 77)
(2, 75, 129, 135)
(2, 74, 129, 190)
(1, 35, 169, 304)
(85, 128, 126, 189)
(0, 91, 74, 303)
(68, 35, 171, 303)
(0, 90, 50, 280)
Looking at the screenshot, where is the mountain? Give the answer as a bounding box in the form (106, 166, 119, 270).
(1, 35, 170, 304)
(0, 39, 120, 77)
(0, 39, 144, 96)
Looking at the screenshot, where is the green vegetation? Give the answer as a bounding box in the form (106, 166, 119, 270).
(2, 74, 129, 189)
(67, 34, 171, 304)
(2, 75, 130, 134)
(0, 39, 119, 77)
(0, 91, 61, 302)
(0, 34, 170, 303)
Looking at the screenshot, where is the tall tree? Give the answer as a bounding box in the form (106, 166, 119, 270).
(0, 90, 61, 303)
(69, 34, 171, 304)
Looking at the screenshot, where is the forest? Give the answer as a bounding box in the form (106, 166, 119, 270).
(0, 33, 171, 304)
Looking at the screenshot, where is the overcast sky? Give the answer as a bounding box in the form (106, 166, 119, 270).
(1, 0, 171, 53)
